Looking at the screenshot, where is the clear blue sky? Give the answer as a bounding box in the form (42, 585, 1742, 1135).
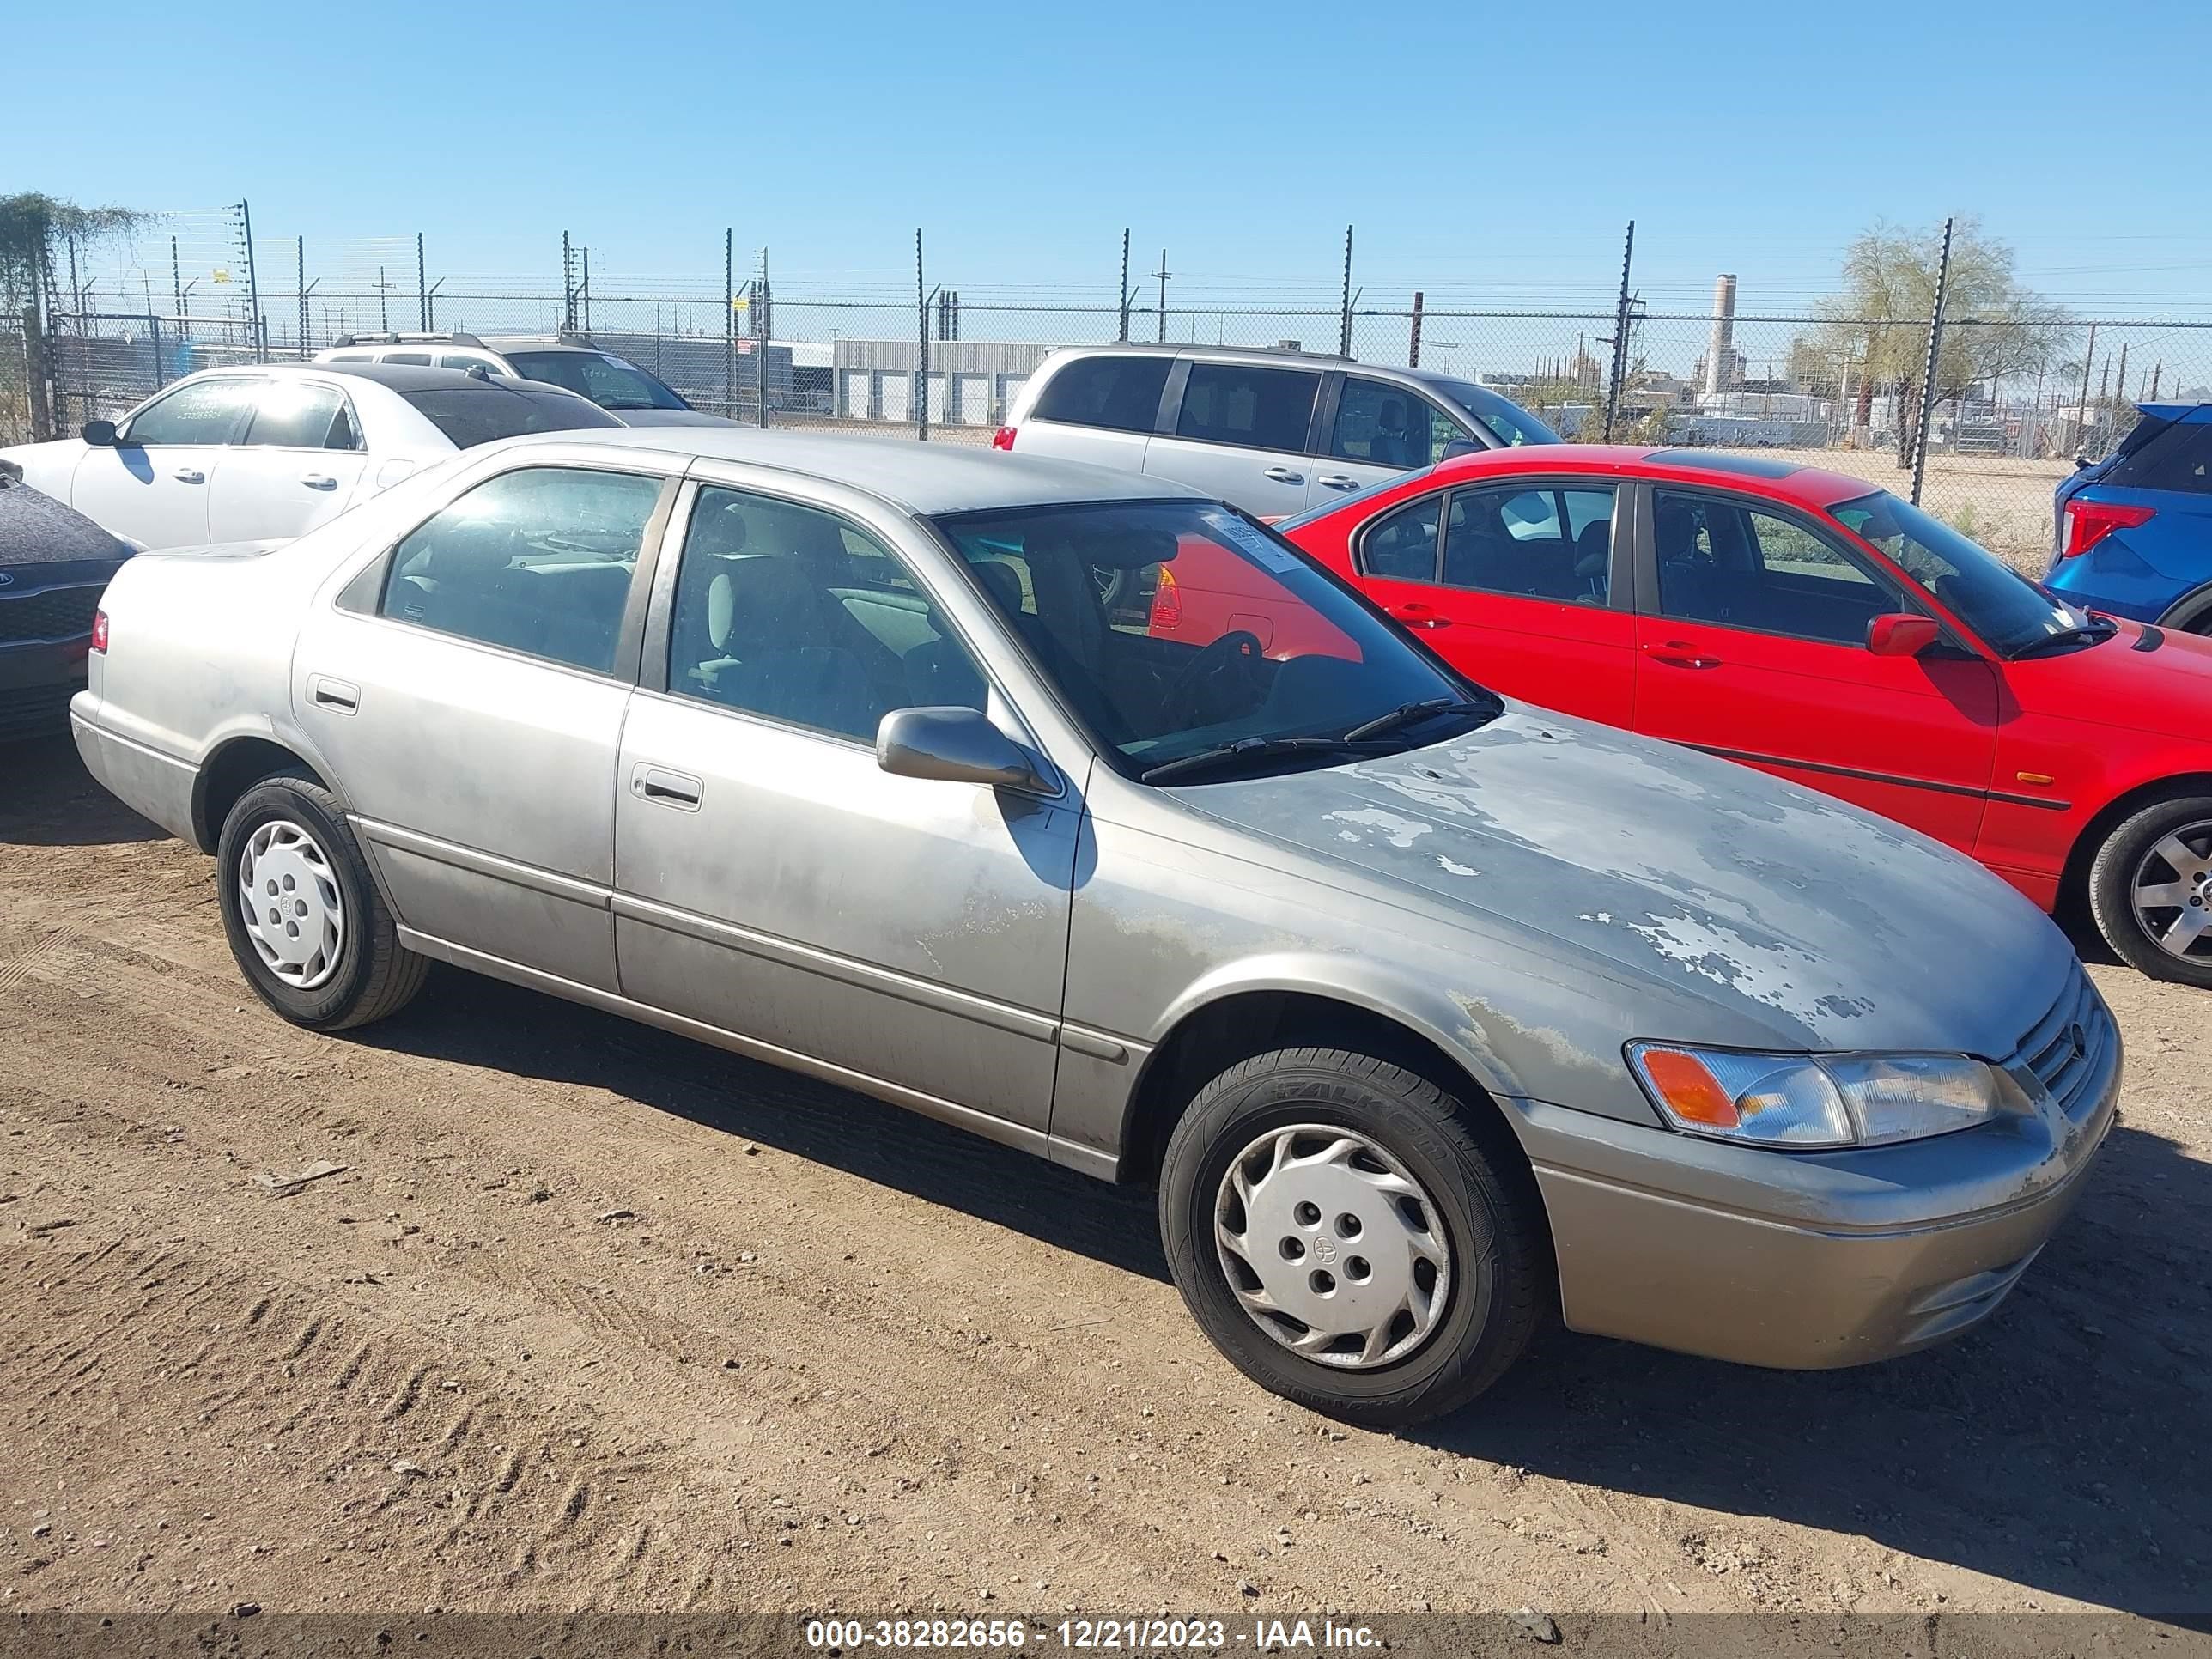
(11, 0, 2209, 314)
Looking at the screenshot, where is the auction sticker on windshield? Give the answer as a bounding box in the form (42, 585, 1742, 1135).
(1201, 507, 1305, 574)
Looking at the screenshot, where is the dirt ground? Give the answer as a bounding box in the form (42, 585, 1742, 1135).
(2, 733, 2207, 1627)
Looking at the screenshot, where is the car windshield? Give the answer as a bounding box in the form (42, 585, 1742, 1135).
(1828, 490, 2088, 656)
(932, 501, 1493, 781)
(1429, 380, 1560, 447)
(503, 350, 690, 411)
(399, 386, 619, 448)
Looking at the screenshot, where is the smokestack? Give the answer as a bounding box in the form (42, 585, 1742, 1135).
(1705, 273, 1738, 396)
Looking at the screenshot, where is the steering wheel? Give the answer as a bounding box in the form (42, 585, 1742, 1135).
(1166, 629, 1266, 720)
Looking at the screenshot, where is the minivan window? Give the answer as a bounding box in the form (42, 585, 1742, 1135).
(1031, 354, 1173, 434)
(1332, 378, 1462, 468)
(1428, 380, 1560, 447)
(398, 386, 619, 448)
(1176, 363, 1321, 452)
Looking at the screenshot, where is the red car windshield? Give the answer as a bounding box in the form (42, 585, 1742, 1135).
(1830, 491, 2088, 656)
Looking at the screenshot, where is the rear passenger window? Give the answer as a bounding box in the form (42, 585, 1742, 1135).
(1031, 356, 1172, 433)
(1176, 363, 1321, 452)
(666, 486, 987, 738)
(380, 467, 661, 674)
(386, 351, 432, 366)
(1359, 495, 1443, 580)
(243, 381, 349, 449)
(1443, 484, 1615, 603)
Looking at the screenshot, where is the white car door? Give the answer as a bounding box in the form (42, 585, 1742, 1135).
(1139, 359, 1322, 518)
(206, 379, 373, 542)
(69, 376, 258, 550)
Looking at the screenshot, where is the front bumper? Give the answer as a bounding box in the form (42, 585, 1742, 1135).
(1512, 994, 2120, 1370)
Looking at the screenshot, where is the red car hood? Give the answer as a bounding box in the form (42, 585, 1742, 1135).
(2035, 619, 2212, 738)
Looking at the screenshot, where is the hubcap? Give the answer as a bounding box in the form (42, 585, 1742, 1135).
(2130, 820, 2212, 963)
(1213, 1123, 1452, 1370)
(236, 820, 345, 990)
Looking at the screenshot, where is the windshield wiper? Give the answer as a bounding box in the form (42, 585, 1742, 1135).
(1140, 736, 1369, 786)
(1341, 696, 1498, 745)
(2010, 617, 2118, 659)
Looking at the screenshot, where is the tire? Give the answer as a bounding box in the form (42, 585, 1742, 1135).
(215, 772, 428, 1030)
(2087, 793, 2212, 989)
(1158, 1047, 1549, 1429)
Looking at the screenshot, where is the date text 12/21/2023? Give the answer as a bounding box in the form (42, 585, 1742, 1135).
(803, 1618, 1385, 1650)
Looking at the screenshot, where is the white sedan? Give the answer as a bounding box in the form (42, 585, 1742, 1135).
(0, 362, 617, 551)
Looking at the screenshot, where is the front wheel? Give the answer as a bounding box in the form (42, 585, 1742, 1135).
(216, 773, 428, 1030)
(1158, 1048, 1549, 1428)
(2087, 793, 2212, 988)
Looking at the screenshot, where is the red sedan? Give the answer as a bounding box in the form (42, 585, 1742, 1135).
(1249, 444, 2212, 987)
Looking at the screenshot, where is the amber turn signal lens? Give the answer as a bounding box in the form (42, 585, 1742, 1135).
(1636, 1047, 1739, 1128)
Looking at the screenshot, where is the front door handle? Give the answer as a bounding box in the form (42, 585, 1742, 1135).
(1262, 465, 1304, 484)
(632, 763, 703, 811)
(1316, 473, 1363, 490)
(299, 471, 337, 489)
(171, 466, 205, 483)
(1644, 640, 1722, 670)
(307, 674, 360, 714)
(1389, 603, 1452, 630)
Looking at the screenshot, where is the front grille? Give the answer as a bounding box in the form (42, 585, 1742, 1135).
(0, 583, 101, 645)
(2008, 965, 2114, 1118)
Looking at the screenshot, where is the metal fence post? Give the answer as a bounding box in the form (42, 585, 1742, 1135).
(416, 233, 428, 331)
(1118, 228, 1131, 343)
(1601, 221, 1635, 441)
(1154, 249, 1170, 343)
(1408, 291, 1424, 368)
(1338, 225, 1354, 358)
(915, 228, 929, 442)
(724, 228, 735, 422)
(1908, 216, 1954, 507)
(238, 200, 264, 362)
(296, 237, 307, 358)
(562, 233, 574, 330)
(757, 246, 771, 428)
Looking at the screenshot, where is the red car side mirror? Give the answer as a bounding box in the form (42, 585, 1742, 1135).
(1867, 612, 1940, 657)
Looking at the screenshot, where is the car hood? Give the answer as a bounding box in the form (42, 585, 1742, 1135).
(1174, 707, 2071, 1056)
(0, 481, 133, 568)
(136, 538, 289, 563)
(607, 409, 739, 427)
(2042, 619, 2212, 731)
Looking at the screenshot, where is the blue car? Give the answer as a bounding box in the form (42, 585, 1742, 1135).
(2047, 402, 2212, 633)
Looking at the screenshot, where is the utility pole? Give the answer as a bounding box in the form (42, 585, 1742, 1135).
(1408, 291, 1424, 368)
(1118, 228, 1131, 343)
(1601, 220, 1635, 441)
(562, 232, 575, 329)
(378, 266, 389, 332)
(1907, 216, 1954, 506)
(1152, 249, 1170, 343)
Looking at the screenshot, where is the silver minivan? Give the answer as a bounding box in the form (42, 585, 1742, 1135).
(997, 344, 1559, 518)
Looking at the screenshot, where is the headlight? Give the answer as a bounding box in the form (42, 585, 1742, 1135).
(1626, 1044, 2018, 1149)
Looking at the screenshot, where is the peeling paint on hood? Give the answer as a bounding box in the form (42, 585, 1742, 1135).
(1174, 708, 2073, 1056)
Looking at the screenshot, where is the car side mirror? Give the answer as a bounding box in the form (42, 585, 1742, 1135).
(82, 419, 118, 447)
(876, 706, 1055, 796)
(1441, 437, 1480, 460)
(1867, 612, 1941, 658)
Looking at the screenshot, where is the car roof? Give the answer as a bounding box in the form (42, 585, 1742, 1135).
(1050, 342, 1353, 368)
(1416, 443, 1885, 508)
(2138, 402, 2212, 424)
(477, 337, 597, 356)
(490, 427, 1211, 515)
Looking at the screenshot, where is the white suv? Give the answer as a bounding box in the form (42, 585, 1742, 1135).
(994, 344, 1559, 519)
(315, 331, 714, 425)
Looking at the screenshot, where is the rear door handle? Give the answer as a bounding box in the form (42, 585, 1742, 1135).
(307, 674, 360, 714)
(171, 466, 204, 483)
(632, 763, 703, 811)
(299, 471, 337, 489)
(1262, 465, 1304, 484)
(1644, 640, 1722, 669)
(1389, 604, 1452, 630)
(1316, 473, 1363, 490)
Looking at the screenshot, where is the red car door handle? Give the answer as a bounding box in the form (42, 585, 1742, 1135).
(1390, 604, 1452, 630)
(1644, 639, 1721, 669)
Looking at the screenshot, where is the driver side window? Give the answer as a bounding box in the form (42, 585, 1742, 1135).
(125, 378, 257, 446)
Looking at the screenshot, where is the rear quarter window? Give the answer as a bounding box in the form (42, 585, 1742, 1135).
(2109, 420, 2212, 494)
(1031, 355, 1172, 433)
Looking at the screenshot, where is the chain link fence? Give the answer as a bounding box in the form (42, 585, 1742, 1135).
(7, 209, 2209, 570)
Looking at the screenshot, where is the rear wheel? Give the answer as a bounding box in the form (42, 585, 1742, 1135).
(216, 774, 427, 1030)
(2088, 793, 2212, 988)
(1158, 1047, 1548, 1428)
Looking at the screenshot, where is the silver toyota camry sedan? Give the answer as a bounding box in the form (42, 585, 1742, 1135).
(70, 428, 2118, 1425)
